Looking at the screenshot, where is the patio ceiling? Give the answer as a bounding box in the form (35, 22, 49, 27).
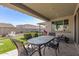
(23, 3, 77, 19)
(0, 3, 77, 21)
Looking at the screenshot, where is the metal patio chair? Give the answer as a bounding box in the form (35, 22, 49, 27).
(10, 38, 38, 56)
(43, 37, 60, 56)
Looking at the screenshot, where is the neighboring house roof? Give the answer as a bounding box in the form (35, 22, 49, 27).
(0, 23, 15, 28)
(16, 24, 39, 29)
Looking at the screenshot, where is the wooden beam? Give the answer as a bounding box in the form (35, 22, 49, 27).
(10, 3, 50, 21)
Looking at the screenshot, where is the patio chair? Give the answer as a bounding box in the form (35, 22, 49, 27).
(60, 35, 70, 43)
(10, 38, 38, 56)
(24, 33, 35, 49)
(48, 32, 56, 36)
(43, 37, 60, 56)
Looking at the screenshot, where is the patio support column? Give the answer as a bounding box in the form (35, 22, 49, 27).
(75, 8, 79, 44)
(77, 8, 79, 44)
(38, 24, 41, 33)
(45, 21, 52, 34)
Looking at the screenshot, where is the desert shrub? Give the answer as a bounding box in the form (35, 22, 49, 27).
(20, 31, 23, 33)
(2, 34, 6, 37)
(33, 32, 38, 37)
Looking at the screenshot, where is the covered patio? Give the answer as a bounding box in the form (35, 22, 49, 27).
(0, 3, 79, 56)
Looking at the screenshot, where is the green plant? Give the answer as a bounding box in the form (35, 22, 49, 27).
(0, 38, 16, 54)
(24, 33, 32, 40)
(2, 34, 6, 37)
(34, 32, 38, 37)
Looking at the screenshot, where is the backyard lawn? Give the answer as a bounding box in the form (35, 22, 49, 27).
(0, 37, 16, 54)
(0, 35, 26, 54)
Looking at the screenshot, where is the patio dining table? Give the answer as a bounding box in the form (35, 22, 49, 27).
(27, 36, 55, 56)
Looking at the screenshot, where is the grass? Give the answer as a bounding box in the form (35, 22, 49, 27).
(0, 35, 26, 54)
(0, 37, 16, 54)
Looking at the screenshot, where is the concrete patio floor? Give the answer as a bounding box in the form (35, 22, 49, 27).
(0, 41, 79, 56)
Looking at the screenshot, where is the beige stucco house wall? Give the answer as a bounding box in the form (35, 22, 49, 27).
(43, 15, 74, 40)
(52, 15, 74, 40)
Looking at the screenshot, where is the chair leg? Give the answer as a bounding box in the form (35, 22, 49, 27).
(28, 44, 34, 49)
(31, 45, 34, 49)
(27, 44, 30, 49)
(54, 49, 57, 56)
(48, 47, 50, 49)
(57, 47, 60, 53)
(43, 47, 46, 55)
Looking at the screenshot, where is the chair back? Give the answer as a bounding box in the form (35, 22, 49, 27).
(48, 37, 60, 48)
(49, 32, 56, 36)
(10, 38, 28, 56)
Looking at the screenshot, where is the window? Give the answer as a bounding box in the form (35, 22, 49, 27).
(52, 19, 69, 31)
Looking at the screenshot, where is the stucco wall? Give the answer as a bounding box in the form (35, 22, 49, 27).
(44, 15, 74, 40)
(51, 15, 74, 40)
(44, 21, 52, 34)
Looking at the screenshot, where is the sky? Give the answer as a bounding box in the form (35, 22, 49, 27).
(0, 5, 44, 26)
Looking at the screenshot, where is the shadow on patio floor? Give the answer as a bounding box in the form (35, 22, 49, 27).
(0, 41, 79, 56)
